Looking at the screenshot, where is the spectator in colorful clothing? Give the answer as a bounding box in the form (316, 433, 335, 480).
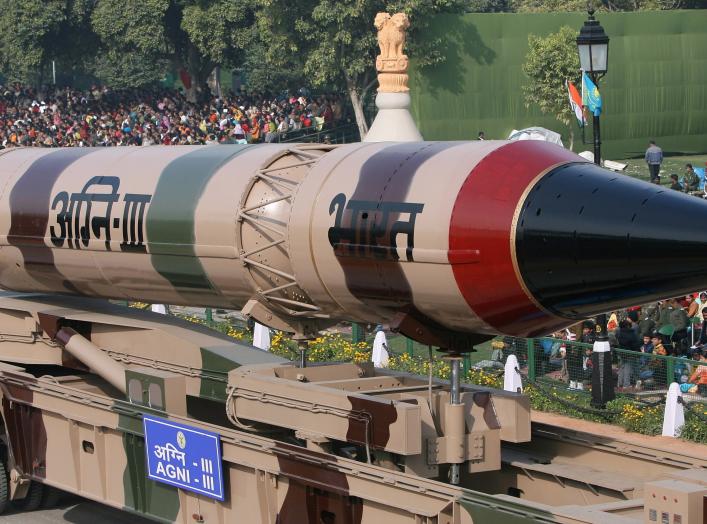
(646, 332, 669, 388)
(688, 351, 707, 395)
(639, 333, 653, 367)
(0, 83, 349, 149)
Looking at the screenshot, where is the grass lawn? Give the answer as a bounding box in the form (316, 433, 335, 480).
(619, 154, 707, 184)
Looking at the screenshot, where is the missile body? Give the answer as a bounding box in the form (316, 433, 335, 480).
(0, 141, 704, 347)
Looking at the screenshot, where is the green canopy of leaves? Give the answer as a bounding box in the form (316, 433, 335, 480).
(522, 25, 580, 128)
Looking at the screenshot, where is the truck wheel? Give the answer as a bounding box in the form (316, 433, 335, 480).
(0, 460, 8, 514)
(14, 480, 43, 511)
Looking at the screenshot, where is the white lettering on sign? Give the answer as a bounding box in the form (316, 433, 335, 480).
(155, 461, 191, 483)
(143, 415, 224, 501)
(153, 442, 186, 466)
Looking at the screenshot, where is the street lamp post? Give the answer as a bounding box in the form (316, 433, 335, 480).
(577, 7, 609, 167)
(577, 8, 613, 408)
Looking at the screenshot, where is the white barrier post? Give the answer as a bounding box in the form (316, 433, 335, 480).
(253, 322, 271, 351)
(504, 354, 523, 393)
(661, 382, 685, 437)
(372, 331, 389, 368)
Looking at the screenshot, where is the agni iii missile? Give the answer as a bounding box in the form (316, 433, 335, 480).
(0, 141, 702, 350)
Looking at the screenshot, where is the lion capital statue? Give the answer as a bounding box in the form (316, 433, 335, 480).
(374, 12, 410, 62)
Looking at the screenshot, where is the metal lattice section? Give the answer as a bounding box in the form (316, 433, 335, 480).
(235, 145, 335, 318)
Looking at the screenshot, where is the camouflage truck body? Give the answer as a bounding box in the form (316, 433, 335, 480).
(0, 294, 703, 523)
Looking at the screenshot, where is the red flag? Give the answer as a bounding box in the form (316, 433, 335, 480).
(566, 80, 584, 127)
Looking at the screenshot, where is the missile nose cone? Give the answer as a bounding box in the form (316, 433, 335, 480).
(515, 162, 707, 320)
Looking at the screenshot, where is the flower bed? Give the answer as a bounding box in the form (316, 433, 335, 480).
(171, 314, 707, 445)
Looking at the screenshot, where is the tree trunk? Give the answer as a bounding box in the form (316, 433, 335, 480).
(184, 67, 211, 103)
(346, 75, 369, 140)
(214, 65, 222, 99)
(183, 43, 213, 103)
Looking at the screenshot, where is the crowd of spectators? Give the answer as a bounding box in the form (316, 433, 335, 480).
(0, 84, 349, 148)
(495, 294, 707, 396)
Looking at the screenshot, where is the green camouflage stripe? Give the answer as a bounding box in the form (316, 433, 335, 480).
(460, 496, 560, 523)
(199, 347, 239, 400)
(119, 412, 180, 522)
(146, 145, 251, 293)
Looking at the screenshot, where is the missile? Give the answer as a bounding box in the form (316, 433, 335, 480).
(0, 141, 703, 350)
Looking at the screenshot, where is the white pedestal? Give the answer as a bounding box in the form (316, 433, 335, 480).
(364, 92, 423, 142)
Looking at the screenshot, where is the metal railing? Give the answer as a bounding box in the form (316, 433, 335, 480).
(274, 122, 360, 144)
(496, 336, 705, 401)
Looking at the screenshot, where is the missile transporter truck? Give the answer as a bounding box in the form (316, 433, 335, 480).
(0, 142, 702, 522)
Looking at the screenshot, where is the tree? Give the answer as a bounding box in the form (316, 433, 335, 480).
(256, 0, 466, 138)
(0, 0, 93, 85)
(90, 0, 171, 88)
(466, 0, 512, 11)
(180, 0, 254, 96)
(512, 0, 587, 11)
(522, 26, 581, 149)
(90, 0, 254, 100)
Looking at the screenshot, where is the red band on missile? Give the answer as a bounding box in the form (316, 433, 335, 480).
(449, 141, 582, 336)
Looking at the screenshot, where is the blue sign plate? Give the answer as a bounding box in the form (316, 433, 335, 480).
(143, 415, 225, 501)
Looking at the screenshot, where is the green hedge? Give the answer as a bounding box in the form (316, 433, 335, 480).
(410, 11, 707, 159)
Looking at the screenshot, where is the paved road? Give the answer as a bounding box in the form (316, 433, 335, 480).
(0, 497, 155, 523)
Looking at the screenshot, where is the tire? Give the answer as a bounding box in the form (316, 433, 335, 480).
(14, 480, 43, 511)
(0, 460, 8, 515)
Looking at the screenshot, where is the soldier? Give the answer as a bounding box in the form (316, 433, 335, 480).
(684, 163, 700, 192)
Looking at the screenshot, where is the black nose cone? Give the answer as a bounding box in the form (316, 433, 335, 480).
(515, 162, 707, 319)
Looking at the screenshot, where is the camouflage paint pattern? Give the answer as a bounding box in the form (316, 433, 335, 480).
(0, 142, 582, 341)
(0, 292, 702, 523)
(0, 357, 694, 524)
(1, 142, 707, 340)
(0, 291, 285, 402)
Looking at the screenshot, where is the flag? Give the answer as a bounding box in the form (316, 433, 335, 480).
(582, 71, 602, 116)
(566, 79, 585, 127)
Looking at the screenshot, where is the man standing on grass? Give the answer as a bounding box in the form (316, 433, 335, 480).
(645, 140, 663, 184)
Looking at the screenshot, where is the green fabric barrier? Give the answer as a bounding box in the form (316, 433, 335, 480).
(410, 11, 707, 159)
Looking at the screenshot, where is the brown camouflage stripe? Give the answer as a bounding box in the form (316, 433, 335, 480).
(339, 143, 447, 309)
(275, 441, 363, 524)
(7, 148, 96, 293)
(473, 391, 501, 430)
(1, 383, 47, 479)
(345, 395, 398, 449)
